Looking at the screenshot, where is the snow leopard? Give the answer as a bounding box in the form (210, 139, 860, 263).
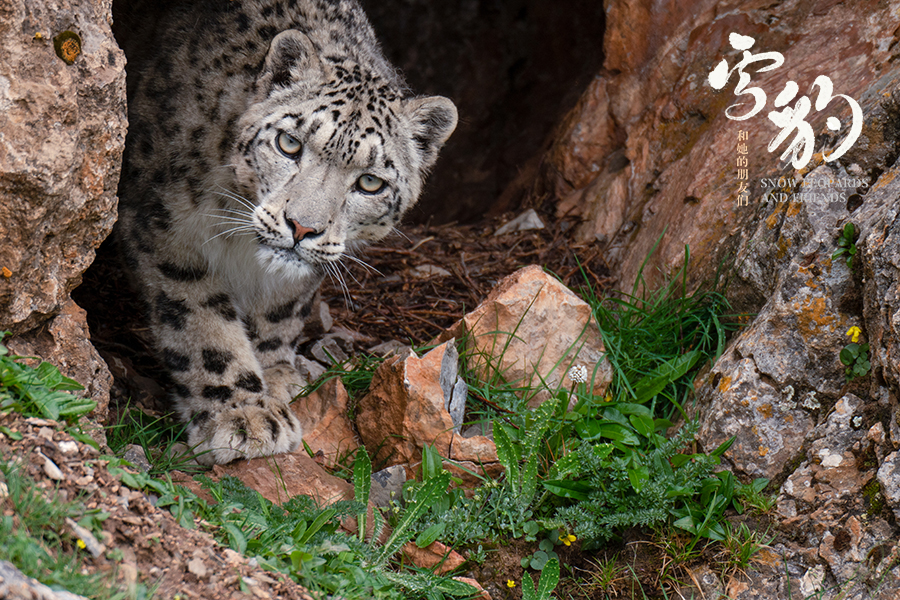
(115, 0, 457, 464)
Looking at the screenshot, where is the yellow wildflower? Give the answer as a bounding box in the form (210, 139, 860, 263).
(846, 326, 861, 343)
(506, 579, 516, 588)
(76, 539, 86, 550)
(559, 533, 577, 546)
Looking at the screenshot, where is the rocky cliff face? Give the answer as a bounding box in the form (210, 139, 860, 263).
(530, 1, 900, 597)
(0, 0, 125, 420)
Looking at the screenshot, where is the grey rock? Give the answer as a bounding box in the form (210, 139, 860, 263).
(296, 355, 327, 385)
(310, 334, 353, 366)
(438, 341, 468, 432)
(123, 444, 152, 472)
(0, 559, 89, 599)
(367, 339, 412, 358)
(877, 451, 900, 521)
(369, 465, 406, 508)
(494, 208, 545, 236)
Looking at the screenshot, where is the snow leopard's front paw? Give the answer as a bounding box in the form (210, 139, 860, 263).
(188, 394, 303, 465)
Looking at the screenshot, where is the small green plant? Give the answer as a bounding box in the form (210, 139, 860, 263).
(569, 554, 626, 599)
(520, 557, 560, 600)
(840, 340, 871, 381)
(106, 407, 201, 474)
(521, 536, 560, 570)
(736, 477, 776, 514)
(0, 332, 96, 426)
(832, 222, 859, 269)
(716, 522, 774, 577)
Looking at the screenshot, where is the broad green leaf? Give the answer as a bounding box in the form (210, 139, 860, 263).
(542, 479, 591, 501)
(536, 557, 560, 598)
(296, 508, 335, 545)
(629, 414, 655, 437)
(223, 522, 247, 554)
(415, 522, 446, 548)
(627, 465, 650, 493)
(632, 350, 702, 403)
(843, 222, 856, 240)
(422, 444, 444, 481)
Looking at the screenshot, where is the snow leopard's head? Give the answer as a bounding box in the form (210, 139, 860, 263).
(231, 30, 457, 278)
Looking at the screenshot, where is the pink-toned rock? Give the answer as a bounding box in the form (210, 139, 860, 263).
(0, 0, 126, 335)
(291, 379, 359, 468)
(213, 451, 352, 507)
(356, 341, 500, 479)
(445, 265, 611, 400)
(453, 577, 492, 600)
(401, 540, 466, 575)
(6, 299, 111, 423)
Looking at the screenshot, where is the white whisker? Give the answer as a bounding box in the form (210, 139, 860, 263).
(392, 227, 411, 243)
(204, 225, 256, 244)
(343, 253, 382, 276)
(204, 214, 254, 225)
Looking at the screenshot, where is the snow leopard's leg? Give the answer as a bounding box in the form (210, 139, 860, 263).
(134, 257, 314, 465)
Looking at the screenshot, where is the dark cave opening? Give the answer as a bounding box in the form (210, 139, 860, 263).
(111, 0, 606, 225)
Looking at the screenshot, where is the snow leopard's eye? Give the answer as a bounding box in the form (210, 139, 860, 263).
(356, 174, 385, 194)
(276, 131, 302, 156)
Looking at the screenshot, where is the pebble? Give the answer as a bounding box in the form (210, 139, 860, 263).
(39, 452, 64, 481)
(58, 440, 79, 454)
(187, 557, 208, 579)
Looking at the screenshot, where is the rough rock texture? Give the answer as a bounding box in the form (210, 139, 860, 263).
(6, 300, 111, 423)
(442, 265, 612, 400)
(693, 165, 858, 480)
(356, 341, 501, 482)
(535, 0, 900, 296)
(0, 0, 126, 335)
(290, 379, 358, 468)
(775, 395, 893, 588)
(213, 452, 353, 508)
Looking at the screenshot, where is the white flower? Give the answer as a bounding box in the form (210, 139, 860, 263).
(568, 364, 588, 384)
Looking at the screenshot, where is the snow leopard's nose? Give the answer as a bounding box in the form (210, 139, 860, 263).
(287, 218, 322, 243)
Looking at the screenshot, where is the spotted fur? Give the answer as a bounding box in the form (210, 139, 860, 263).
(116, 0, 457, 465)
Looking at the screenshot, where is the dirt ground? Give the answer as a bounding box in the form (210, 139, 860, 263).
(0, 411, 317, 599)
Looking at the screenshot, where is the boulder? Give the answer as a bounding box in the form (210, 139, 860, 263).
(0, 0, 124, 423)
(442, 265, 611, 402)
(401, 540, 466, 575)
(355, 340, 501, 482)
(0, 0, 126, 335)
(694, 165, 857, 480)
(532, 0, 900, 299)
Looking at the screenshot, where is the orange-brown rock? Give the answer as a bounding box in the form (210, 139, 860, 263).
(0, 0, 126, 335)
(291, 378, 359, 468)
(355, 341, 500, 479)
(535, 0, 900, 295)
(401, 540, 466, 575)
(213, 452, 352, 507)
(444, 265, 611, 400)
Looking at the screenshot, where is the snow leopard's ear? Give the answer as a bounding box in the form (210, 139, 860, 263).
(260, 30, 322, 91)
(404, 96, 458, 172)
